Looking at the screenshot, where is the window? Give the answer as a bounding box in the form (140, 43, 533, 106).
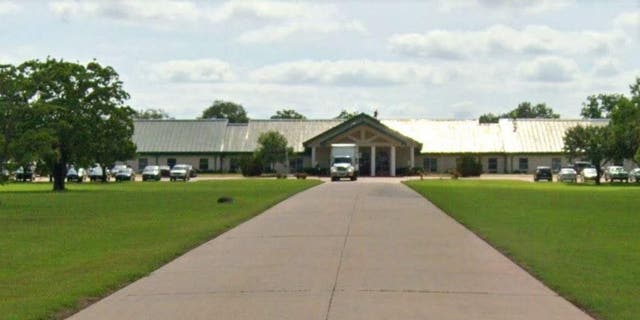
(138, 158, 148, 172)
(488, 158, 498, 173)
(289, 158, 303, 172)
(230, 157, 240, 173)
(551, 158, 561, 172)
(519, 158, 528, 171)
(199, 158, 209, 171)
(167, 158, 176, 168)
(423, 157, 438, 173)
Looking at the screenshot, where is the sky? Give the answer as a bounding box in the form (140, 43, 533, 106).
(1, 0, 639, 120)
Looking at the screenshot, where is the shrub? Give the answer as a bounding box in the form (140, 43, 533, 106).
(456, 155, 483, 177)
(240, 155, 263, 177)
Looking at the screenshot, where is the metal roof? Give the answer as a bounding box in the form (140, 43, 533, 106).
(233, 120, 342, 153)
(383, 119, 504, 153)
(499, 118, 609, 153)
(133, 120, 228, 153)
(133, 118, 609, 155)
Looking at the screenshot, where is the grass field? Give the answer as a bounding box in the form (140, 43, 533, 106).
(405, 180, 640, 320)
(0, 179, 321, 320)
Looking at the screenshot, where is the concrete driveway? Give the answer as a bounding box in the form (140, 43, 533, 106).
(69, 180, 593, 320)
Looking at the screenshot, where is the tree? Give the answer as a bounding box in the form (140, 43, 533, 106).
(134, 108, 172, 120)
(478, 102, 559, 123)
(505, 102, 559, 119)
(580, 94, 624, 119)
(479, 113, 500, 124)
(270, 109, 306, 120)
(199, 100, 248, 123)
(563, 125, 611, 184)
(255, 131, 291, 171)
(8, 58, 136, 191)
(335, 109, 359, 120)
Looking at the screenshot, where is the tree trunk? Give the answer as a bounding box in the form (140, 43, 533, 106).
(101, 164, 108, 183)
(52, 161, 66, 191)
(595, 164, 602, 185)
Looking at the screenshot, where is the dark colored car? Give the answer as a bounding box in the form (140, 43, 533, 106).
(15, 166, 34, 182)
(159, 165, 171, 178)
(115, 168, 136, 181)
(533, 166, 552, 182)
(604, 166, 628, 183)
(142, 165, 161, 181)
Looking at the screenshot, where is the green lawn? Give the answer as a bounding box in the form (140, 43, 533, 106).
(405, 180, 640, 320)
(0, 179, 321, 320)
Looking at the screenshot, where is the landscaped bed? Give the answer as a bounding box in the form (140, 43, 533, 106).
(0, 179, 321, 320)
(405, 180, 639, 320)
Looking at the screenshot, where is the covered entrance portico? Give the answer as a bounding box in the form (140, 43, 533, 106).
(304, 114, 421, 177)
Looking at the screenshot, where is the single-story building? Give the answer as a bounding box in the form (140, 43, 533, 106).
(128, 113, 633, 175)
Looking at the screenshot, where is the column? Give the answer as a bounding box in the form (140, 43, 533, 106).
(390, 146, 396, 176)
(410, 146, 415, 168)
(371, 145, 376, 177)
(311, 146, 317, 167)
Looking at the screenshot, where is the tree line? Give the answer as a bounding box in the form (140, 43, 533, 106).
(563, 78, 640, 184)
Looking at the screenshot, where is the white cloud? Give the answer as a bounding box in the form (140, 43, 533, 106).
(613, 11, 640, 33)
(49, 0, 202, 24)
(517, 56, 579, 82)
(237, 20, 366, 44)
(389, 25, 624, 60)
(250, 60, 454, 86)
(211, 1, 367, 44)
(48, 0, 366, 41)
(0, 1, 19, 14)
(147, 59, 234, 83)
(437, 0, 573, 14)
(592, 58, 621, 77)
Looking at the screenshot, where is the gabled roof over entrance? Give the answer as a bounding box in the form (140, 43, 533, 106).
(303, 113, 422, 149)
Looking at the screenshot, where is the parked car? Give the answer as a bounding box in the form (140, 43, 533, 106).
(572, 161, 592, 174)
(604, 166, 629, 182)
(159, 165, 171, 178)
(170, 164, 191, 181)
(66, 167, 86, 183)
(533, 166, 552, 182)
(580, 167, 598, 182)
(115, 167, 135, 181)
(142, 165, 161, 181)
(88, 165, 109, 182)
(110, 164, 128, 177)
(629, 168, 640, 183)
(558, 167, 577, 183)
(15, 166, 34, 182)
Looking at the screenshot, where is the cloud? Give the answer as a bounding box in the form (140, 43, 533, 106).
(49, 0, 202, 25)
(389, 25, 624, 60)
(0, 1, 19, 15)
(437, 0, 573, 14)
(48, 0, 366, 41)
(237, 20, 366, 44)
(517, 56, 579, 82)
(613, 11, 640, 33)
(218, 1, 367, 44)
(147, 59, 235, 83)
(250, 60, 454, 86)
(592, 58, 621, 77)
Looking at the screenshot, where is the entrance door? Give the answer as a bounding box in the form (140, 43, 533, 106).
(376, 149, 390, 176)
(359, 148, 371, 176)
